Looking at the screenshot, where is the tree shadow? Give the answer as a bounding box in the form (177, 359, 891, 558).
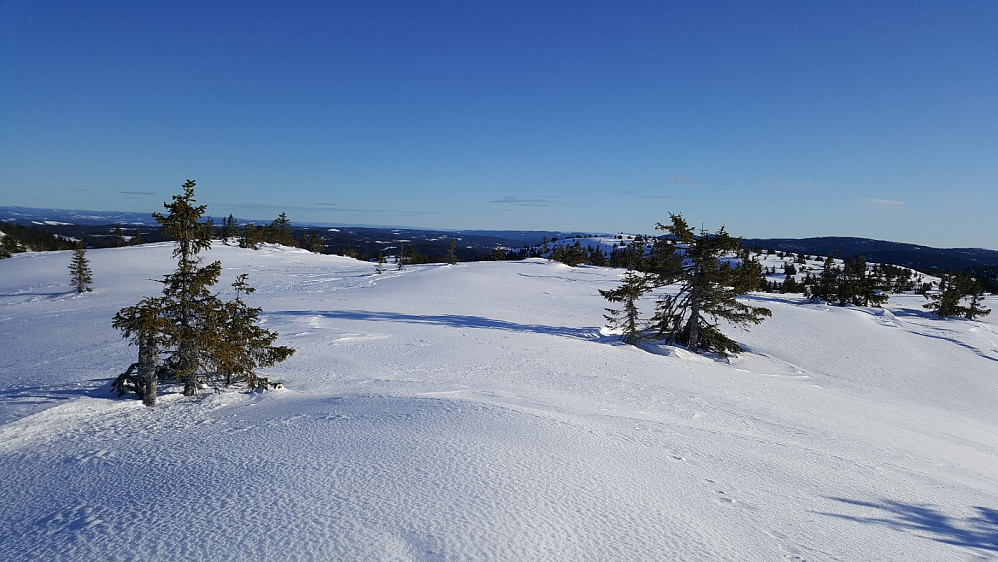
(272, 309, 611, 342)
(819, 496, 998, 552)
(0, 379, 110, 425)
(0, 290, 69, 300)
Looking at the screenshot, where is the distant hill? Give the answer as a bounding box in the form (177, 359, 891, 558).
(0, 206, 160, 226)
(740, 237, 998, 272)
(3, 206, 995, 271)
(0, 206, 561, 260)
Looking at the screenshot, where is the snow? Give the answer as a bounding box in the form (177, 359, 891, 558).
(1, 243, 997, 560)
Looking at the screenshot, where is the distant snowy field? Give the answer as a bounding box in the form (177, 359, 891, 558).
(1, 243, 996, 561)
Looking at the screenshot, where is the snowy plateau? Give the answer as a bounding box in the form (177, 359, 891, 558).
(1, 242, 997, 561)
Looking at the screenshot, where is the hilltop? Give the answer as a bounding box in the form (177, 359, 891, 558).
(1, 243, 996, 560)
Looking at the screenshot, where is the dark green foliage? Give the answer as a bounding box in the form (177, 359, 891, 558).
(781, 273, 804, 294)
(806, 254, 889, 307)
(837, 255, 889, 307)
(646, 214, 772, 355)
(113, 180, 294, 404)
(239, 223, 263, 249)
(877, 264, 919, 293)
(112, 297, 167, 406)
(220, 214, 239, 242)
(599, 269, 650, 345)
(608, 239, 647, 269)
(214, 274, 295, 388)
(587, 245, 607, 266)
(807, 255, 841, 304)
(445, 238, 459, 265)
(406, 244, 429, 265)
(68, 244, 93, 293)
(924, 273, 991, 319)
(550, 240, 588, 267)
(600, 214, 771, 356)
(306, 231, 325, 253)
(0, 235, 13, 259)
(266, 212, 296, 246)
(375, 251, 386, 274)
(0, 223, 75, 254)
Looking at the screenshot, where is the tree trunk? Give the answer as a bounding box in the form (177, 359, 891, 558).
(138, 331, 158, 407)
(687, 280, 701, 352)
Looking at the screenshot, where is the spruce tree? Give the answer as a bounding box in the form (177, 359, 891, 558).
(153, 180, 222, 395)
(807, 255, 840, 304)
(642, 214, 771, 355)
(599, 269, 650, 345)
(114, 180, 294, 401)
(307, 231, 325, 253)
(445, 237, 458, 265)
(68, 244, 93, 293)
(112, 297, 166, 406)
(221, 214, 239, 242)
(214, 274, 294, 388)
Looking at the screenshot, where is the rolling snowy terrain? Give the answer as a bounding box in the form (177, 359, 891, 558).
(1, 243, 997, 561)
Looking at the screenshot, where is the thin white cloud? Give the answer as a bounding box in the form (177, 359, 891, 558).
(861, 199, 905, 207)
(490, 196, 552, 207)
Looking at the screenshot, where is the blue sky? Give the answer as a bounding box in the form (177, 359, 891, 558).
(2, 1, 996, 248)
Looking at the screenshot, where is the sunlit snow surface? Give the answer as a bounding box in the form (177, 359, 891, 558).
(1, 243, 996, 561)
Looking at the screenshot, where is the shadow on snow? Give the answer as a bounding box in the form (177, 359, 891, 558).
(0, 379, 109, 425)
(273, 309, 612, 343)
(819, 496, 998, 553)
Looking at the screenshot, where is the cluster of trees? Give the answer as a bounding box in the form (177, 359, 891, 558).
(757, 255, 927, 299)
(600, 214, 771, 355)
(111, 225, 147, 247)
(804, 255, 890, 307)
(0, 223, 76, 257)
(112, 181, 294, 406)
(924, 273, 991, 319)
(214, 212, 324, 253)
(517, 234, 653, 268)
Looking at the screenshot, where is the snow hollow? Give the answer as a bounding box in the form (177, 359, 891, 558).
(1, 242, 997, 560)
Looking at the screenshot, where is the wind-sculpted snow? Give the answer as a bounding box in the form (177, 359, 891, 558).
(1, 244, 997, 560)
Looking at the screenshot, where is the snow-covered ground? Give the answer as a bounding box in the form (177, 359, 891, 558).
(1, 243, 996, 561)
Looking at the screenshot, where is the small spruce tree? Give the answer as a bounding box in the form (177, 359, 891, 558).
(69, 244, 93, 293)
(445, 238, 459, 265)
(599, 269, 650, 345)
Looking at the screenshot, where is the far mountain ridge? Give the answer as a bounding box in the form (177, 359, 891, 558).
(2, 205, 995, 271)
